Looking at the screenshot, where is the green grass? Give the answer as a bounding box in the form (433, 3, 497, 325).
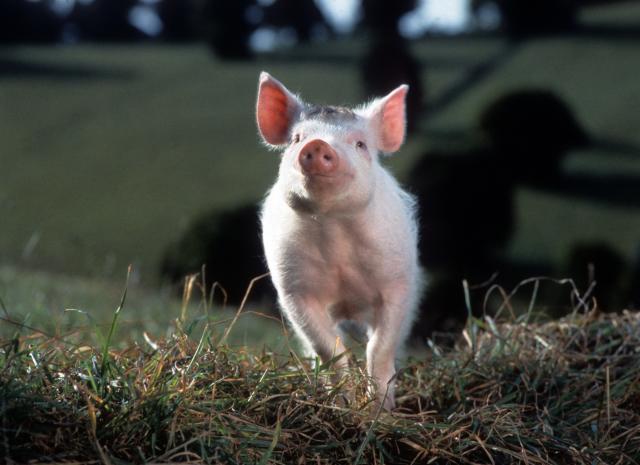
(0, 265, 286, 350)
(2, 3, 640, 286)
(2, 300, 639, 464)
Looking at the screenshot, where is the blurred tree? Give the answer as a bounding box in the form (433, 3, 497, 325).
(261, 0, 331, 43)
(0, 0, 62, 43)
(361, 36, 424, 134)
(359, 0, 424, 134)
(360, 0, 417, 35)
(158, 0, 199, 41)
(70, 0, 141, 41)
(472, 0, 579, 38)
(197, 0, 255, 59)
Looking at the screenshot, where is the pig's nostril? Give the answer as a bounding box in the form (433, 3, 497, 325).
(322, 153, 332, 162)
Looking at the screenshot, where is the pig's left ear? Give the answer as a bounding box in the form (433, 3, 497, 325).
(366, 85, 409, 154)
(256, 72, 303, 146)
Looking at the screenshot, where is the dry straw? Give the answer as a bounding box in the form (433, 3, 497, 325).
(1, 276, 639, 464)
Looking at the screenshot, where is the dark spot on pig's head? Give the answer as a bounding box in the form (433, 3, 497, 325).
(302, 105, 358, 124)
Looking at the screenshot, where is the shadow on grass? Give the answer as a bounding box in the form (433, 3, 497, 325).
(0, 56, 136, 80)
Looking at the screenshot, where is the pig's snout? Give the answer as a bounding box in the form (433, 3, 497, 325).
(298, 139, 338, 176)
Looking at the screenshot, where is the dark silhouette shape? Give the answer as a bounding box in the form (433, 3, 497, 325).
(408, 146, 514, 340)
(0, 0, 62, 43)
(480, 92, 640, 208)
(361, 37, 424, 134)
(261, 0, 331, 43)
(479, 89, 589, 185)
(425, 43, 521, 119)
(359, 0, 424, 134)
(69, 0, 141, 41)
(0, 57, 135, 80)
(199, 0, 255, 59)
(572, 23, 640, 42)
(410, 146, 514, 271)
(408, 89, 591, 339)
(160, 204, 275, 306)
(629, 245, 640, 310)
(590, 137, 640, 159)
(158, 0, 198, 41)
(548, 173, 640, 209)
(559, 242, 628, 315)
(360, 0, 417, 36)
(472, 0, 579, 38)
(415, 275, 476, 339)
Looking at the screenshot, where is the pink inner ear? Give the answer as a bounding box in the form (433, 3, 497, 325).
(257, 81, 294, 145)
(379, 86, 408, 153)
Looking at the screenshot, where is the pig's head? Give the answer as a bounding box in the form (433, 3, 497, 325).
(256, 72, 408, 214)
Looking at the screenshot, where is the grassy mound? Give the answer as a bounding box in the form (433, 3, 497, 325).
(2, 306, 639, 464)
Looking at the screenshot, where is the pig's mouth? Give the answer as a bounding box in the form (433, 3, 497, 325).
(300, 170, 354, 182)
(285, 170, 354, 210)
(305, 172, 341, 179)
(301, 171, 355, 194)
(286, 169, 361, 214)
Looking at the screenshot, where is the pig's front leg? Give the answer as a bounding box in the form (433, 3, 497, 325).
(366, 288, 416, 410)
(281, 296, 350, 374)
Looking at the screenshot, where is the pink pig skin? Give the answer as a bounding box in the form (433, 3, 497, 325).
(256, 72, 423, 410)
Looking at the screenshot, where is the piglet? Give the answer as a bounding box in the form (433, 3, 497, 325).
(256, 72, 422, 410)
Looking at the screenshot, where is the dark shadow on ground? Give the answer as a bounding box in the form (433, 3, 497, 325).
(542, 173, 640, 208)
(160, 203, 276, 308)
(425, 42, 522, 118)
(407, 88, 640, 340)
(572, 23, 640, 41)
(0, 56, 135, 80)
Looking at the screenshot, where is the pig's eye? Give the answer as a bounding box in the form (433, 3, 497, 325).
(356, 141, 367, 150)
(292, 133, 301, 143)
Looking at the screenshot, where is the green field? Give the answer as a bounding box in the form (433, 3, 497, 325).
(1, 3, 640, 336)
(0, 265, 287, 349)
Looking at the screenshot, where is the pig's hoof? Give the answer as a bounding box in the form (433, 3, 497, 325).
(371, 394, 396, 413)
(333, 392, 352, 408)
(383, 397, 396, 411)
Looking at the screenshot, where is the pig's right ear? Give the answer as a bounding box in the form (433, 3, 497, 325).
(364, 84, 409, 154)
(256, 72, 302, 146)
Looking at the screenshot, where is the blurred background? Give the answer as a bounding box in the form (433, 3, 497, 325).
(1, 0, 640, 344)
